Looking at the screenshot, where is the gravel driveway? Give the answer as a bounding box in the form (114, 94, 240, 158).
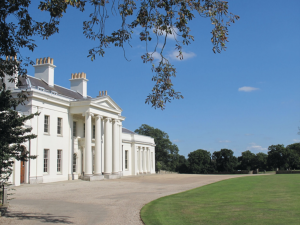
(1, 174, 259, 224)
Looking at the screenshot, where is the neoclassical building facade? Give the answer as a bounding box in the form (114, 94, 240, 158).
(6, 57, 156, 186)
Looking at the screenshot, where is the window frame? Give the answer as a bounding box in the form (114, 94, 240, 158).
(57, 117, 62, 135)
(57, 150, 62, 173)
(73, 121, 77, 137)
(125, 150, 128, 170)
(44, 149, 49, 173)
(44, 115, 50, 134)
(72, 153, 77, 173)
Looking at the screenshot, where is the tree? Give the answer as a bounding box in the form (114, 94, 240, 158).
(212, 148, 237, 172)
(267, 144, 299, 170)
(135, 124, 180, 171)
(238, 150, 256, 171)
(176, 155, 189, 173)
(0, 89, 37, 184)
(1, 0, 239, 110)
(188, 149, 215, 174)
(253, 152, 268, 171)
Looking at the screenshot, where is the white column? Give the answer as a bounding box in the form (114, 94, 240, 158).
(143, 147, 146, 173)
(140, 147, 143, 174)
(148, 148, 150, 172)
(119, 123, 122, 173)
(94, 115, 102, 175)
(84, 112, 92, 176)
(112, 119, 119, 174)
(104, 117, 112, 174)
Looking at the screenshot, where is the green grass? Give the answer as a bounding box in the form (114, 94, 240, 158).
(141, 175, 300, 225)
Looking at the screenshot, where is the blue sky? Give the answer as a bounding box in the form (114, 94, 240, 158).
(22, 0, 300, 157)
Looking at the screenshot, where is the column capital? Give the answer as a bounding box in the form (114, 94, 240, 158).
(104, 117, 112, 122)
(95, 115, 103, 119)
(113, 119, 120, 123)
(83, 112, 93, 117)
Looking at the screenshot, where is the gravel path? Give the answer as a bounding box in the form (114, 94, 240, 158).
(1, 174, 263, 224)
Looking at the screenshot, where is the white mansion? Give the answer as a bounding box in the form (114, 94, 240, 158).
(6, 57, 156, 186)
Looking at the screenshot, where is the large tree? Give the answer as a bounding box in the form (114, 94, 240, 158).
(1, 0, 239, 109)
(188, 149, 214, 174)
(0, 89, 37, 184)
(238, 150, 256, 171)
(267, 144, 299, 170)
(212, 148, 237, 172)
(135, 124, 180, 171)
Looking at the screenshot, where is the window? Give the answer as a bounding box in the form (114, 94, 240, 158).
(57, 150, 62, 173)
(73, 121, 77, 137)
(57, 118, 62, 135)
(44, 149, 49, 173)
(83, 123, 85, 137)
(93, 125, 95, 139)
(125, 150, 128, 169)
(73, 154, 76, 173)
(44, 115, 49, 133)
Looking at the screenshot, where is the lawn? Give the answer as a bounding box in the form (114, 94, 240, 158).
(141, 175, 300, 225)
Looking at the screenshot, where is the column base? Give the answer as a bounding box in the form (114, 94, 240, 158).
(104, 174, 121, 179)
(82, 175, 104, 181)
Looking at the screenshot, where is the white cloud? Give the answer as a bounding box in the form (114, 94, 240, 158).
(173, 139, 182, 143)
(150, 52, 162, 61)
(168, 50, 196, 61)
(293, 139, 300, 143)
(218, 140, 231, 143)
(245, 133, 253, 136)
(238, 86, 259, 92)
(248, 143, 267, 151)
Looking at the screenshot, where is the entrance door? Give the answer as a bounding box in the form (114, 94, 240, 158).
(20, 161, 25, 184)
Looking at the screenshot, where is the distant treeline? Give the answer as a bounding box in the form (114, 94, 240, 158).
(135, 124, 300, 173)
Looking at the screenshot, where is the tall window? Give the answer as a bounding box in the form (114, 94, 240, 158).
(44, 149, 49, 173)
(73, 121, 77, 137)
(93, 125, 95, 139)
(125, 150, 128, 169)
(73, 153, 76, 173)
(57, 118, 62, 135)
(57, 150, 62, 173)
(83, 123, 85, 137)
(44, 115, 49, 133)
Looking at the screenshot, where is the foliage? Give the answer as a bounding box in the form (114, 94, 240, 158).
(212, 148, 237, 172)
(135, 124, 180, 171)
(176, 154, 189, 173)
(187, 149, 215, 174)
(253, 152, 268, 171)
(0, 89, 37, 184)
(1, 0, 239, 110)
(237, 150, 256, 171)
(267, 144, 300, 170)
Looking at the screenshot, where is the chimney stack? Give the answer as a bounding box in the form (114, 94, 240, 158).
(70, 72, 88, 98)
(33, 57, 55, 86)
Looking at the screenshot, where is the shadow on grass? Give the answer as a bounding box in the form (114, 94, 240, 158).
(4, 211, 73, 224)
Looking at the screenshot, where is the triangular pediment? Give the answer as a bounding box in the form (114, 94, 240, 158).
(92, 96, 122, 112)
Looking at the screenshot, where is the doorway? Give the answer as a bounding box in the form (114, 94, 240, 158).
(20, 160, 25, 184)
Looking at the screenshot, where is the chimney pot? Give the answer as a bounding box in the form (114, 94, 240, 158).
(43, 57, 47, 64)
(50, 58, 53, 64)
(36, 58, 39, 65)
(47, 57, 50, 64)
(39, 58, 43, 64)
(105, 90, 107, 95)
